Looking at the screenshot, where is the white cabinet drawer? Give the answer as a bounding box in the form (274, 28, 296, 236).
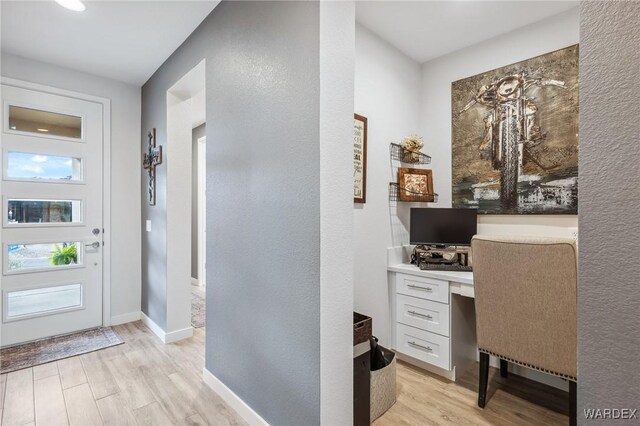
(396, 273, 449, 304)
(396, 294, 450, 337)
(396, 323, 450, 371)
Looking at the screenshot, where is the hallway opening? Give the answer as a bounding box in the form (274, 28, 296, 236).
(165, 60, 206, 336)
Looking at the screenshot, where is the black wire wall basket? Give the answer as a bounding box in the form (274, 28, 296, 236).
(389, 143, 431, 164)
(389, 182, 438, 203)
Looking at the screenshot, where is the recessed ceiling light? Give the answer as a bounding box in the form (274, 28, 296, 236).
(55, 0, 86, 12)
(37, 128, 50, 132)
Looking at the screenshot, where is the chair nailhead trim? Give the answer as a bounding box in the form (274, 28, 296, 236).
(479, 348, 577, 382)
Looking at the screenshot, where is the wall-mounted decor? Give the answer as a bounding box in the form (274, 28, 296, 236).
(354, 114, 368, 203)
(452, 44, 579, 214)
(397, 168, 434, 202)
(143, 128, 163, 206)
(399, 134, 424, 163)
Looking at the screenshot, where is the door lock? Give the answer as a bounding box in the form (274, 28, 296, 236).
(92, 228, 101, 235)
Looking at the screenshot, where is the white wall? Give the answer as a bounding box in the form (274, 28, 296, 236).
(420, 7, 579, 237)
(320, 2, 355, 424)
(165, 93, 192, 335)
(354, 24, 422, 346)
(1, 53, 142, 322)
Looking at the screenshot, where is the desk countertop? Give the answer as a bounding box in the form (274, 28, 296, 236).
(388, 263, 474, 285)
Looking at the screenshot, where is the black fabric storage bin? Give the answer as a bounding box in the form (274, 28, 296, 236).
(354, 312, 372, 426)
(354, 351, 371, 426)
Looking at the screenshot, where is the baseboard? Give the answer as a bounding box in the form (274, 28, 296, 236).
(110, 311, 141, 326)
(140, 312, 193, 344)
(165, 326, 193, 343)
(396, 352, 456, 381)
(141, 312, 166, 342)
(202, 367, 268, 425)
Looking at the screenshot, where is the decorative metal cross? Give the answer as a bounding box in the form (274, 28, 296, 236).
(143, 128, 162, 206)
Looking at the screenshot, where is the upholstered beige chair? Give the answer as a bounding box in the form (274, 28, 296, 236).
(471, 236, 577, 425)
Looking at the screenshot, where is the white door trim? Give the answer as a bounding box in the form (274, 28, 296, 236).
(1, 76, 112, 326)
(197, 136, 206, 289)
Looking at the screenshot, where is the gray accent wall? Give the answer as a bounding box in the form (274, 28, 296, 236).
(579, 1, 640, 419)
(141, 2, 323, 423)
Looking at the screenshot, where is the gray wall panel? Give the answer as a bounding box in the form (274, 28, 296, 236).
(579, 1, 640, 421)
(141, 2, 321, 423)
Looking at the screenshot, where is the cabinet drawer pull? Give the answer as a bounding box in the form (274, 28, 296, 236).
(408, 310, 433, 320)
(407, 284, 433, 292)
(408, 341, 432, 352)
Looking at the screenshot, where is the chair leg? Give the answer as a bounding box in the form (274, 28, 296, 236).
(569, 381, 577, 426)
(500, 359, 508, 378)
(478, 352, 490, 408)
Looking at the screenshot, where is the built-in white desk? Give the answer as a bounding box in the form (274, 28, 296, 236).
(387, 246, 477, 381)
(387, 246, 567, 390)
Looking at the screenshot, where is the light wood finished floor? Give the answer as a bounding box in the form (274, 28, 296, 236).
(0, 322, 245, 426)
(1, 321, 569, 426)
(375, 360, 569, 426)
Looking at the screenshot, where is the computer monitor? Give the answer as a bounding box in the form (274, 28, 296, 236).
(410, 208, 478, 246)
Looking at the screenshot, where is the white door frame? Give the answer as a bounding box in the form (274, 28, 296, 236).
(197, 136, 206, 289)
(0, 77, 112, 326)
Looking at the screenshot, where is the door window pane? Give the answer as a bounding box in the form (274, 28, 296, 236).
(6, 242, 82, 273)
(7, 199, 82, 225)
(6, 152, 82, 182)
(8, 105, 82, 139)
(6, 283, 82, 320)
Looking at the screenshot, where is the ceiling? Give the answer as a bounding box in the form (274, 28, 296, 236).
(1, 1, 219, 86)
(1, 1, 578, 85)
(356, 1, 578, 64)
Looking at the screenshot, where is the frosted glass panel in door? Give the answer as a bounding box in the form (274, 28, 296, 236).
(5, 283, 83, 321)
(8, 105, 82, 138)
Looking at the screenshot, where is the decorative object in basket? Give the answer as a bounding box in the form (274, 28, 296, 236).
(400, 134, 424, 163)
(397, 168, 435, 202)
(389, 143, 432, 165)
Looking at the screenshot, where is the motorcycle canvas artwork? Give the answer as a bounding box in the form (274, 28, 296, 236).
(452, 45, 578, 214)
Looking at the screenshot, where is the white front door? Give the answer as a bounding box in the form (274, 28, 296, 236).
(0, 84, 104, 346)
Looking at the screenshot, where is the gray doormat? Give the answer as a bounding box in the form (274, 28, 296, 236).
(0, 327, 124, 374)
(191, 292, 206, 328)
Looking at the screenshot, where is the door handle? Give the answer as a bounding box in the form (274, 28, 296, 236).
(407, 284, 433, 292)
(408, 310, 433, 320)
(85, 241, 100, 249)
(408, 341, 432, 352)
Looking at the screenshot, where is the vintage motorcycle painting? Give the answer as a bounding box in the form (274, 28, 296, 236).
(452, 45, 578, 214)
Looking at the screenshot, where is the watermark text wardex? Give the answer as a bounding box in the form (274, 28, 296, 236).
(584, 408, 638, 420)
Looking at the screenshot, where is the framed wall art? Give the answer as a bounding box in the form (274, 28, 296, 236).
(451, 44, 579, 214)
(354, 114, 368, 203)
(398, 168, 434, 202)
